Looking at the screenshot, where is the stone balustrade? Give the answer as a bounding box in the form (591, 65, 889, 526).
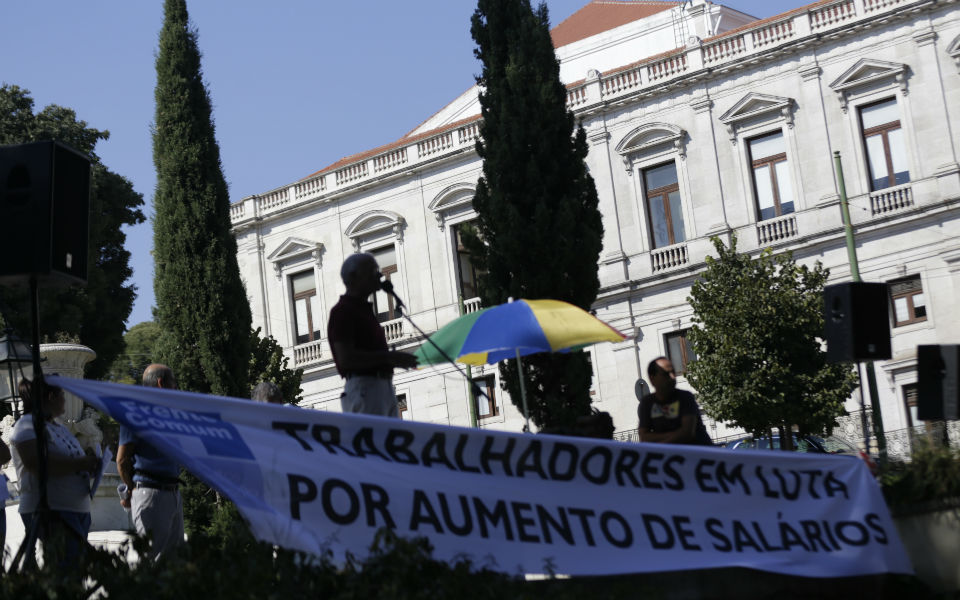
(650, 243, 689, 273)
(229, 0, 914, 226)
(293, 339, 323, 367)
(870, 183, 913, 216)
(756, 213, 799, 246)
(383, 318, 404, 342)
(463, 297, 482, 314)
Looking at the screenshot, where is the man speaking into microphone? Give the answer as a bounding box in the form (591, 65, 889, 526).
(328, 253, 419, 417)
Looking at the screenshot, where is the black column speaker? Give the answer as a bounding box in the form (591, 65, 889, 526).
(823, 281, 892, 362)
(0, 140, 90, 286)
(917, 345, 959, 421)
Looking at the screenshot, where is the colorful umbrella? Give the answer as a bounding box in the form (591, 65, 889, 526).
(414, 299, 626, 430)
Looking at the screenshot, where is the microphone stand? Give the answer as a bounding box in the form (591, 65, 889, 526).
(380, 280, 490, 409)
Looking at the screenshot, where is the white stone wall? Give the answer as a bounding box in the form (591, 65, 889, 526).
(234, 0, 960, 440)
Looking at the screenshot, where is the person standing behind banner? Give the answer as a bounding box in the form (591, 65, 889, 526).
(638, 357, 714, 446)
(11, 380, 99, 568)
(328, 253, 418, 417)
(116, 364, 184, 560)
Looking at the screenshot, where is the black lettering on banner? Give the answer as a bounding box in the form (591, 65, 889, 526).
(752, 521, 783, 552)
(437, 492, 473, 536)
(663, 455, 685, 490)
(480, 437, 516, 476)
(640, 452, 664, 489)
(360, 483, 395, 529)
(772, 468, 801, 501)
(834, 520, 870, 546)
(600, 511, 633, 549)
(778, 518, 809, 551)
(732, 519, 762, 552)
(613, 449, 641, 487)
(865, 513, 889, 544)
(673, 516, 700, 551)
(822, 519, 842, 550)
(799, 520, 832, 552)
(454, 434, 481, 473)
(536, 505, 574, 545)
(705, 518, 732, 552)
(568, 508, 598, 547)
(580, 446, 613, 485)
(757, 466, 778, 499)
(312, 425, 355, 456)
(287, 473, 317, 519)
(410, 490, 444, 533)
(695, 459, 718, 493)
(641, 514, 675, 549)
(716, 461, 750, 495)
(473, 497, 514, 540)
(802, 470, 822, 499)
(321, 478, 360, 525)
(353, 428, 391, 462)
(422, 433, 457, 470)
(547, 442, 578, 481)
(384, 429, 418, 464)
(824, 471, 849, 499)
(512, 502, 540, 543)
(516, 441, 547, 480)
(273, 422, 312, 451)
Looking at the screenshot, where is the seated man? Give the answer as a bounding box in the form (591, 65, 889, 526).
(638, 357, 713, 445)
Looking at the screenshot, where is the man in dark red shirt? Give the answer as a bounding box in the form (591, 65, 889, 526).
(328, 253, 418, 416)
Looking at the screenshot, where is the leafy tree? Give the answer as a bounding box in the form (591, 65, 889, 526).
(466, 0, 604, 432)
(0, 84, 145, 378)
(151, 0, 251, 397)
(106, 321, 162, 384)
(248, 327, 303, 404)
(686, 236, 858, 445)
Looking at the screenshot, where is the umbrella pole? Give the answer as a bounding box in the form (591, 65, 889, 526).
(515, 349, 531, 432)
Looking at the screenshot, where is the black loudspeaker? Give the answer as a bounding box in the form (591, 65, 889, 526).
(0, 140, 90, 286)
(917, 345, 959, 421)
(823, 282, 892, 362)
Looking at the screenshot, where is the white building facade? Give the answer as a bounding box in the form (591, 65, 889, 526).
(232, 0, 960, 452)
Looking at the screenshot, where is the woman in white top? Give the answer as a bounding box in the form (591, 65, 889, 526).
(11, 379, 99, 567)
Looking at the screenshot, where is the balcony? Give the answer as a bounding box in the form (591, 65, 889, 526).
(463, 297, 482, 314)
(756, 213, 799, 246)
(382, 318, 404, 343)
(650, 243, 689, 273)
(870, 183, 913, 217)
(293, 340, 323, 368)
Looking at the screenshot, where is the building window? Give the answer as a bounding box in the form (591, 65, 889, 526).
(665, 329, 696, 375)
(889, 275, 926, 327)
(370, 245, 398, 323)
(748, 131, 794, 221)
(643, 161, 686, 248)
(903, 383, 918, 427)
(290, 270, 322, 344)
(453, 222, 480, 302)
(397, 393, 408, 420)
(472, 375, 499, 419)
(859, 98, 909, 191)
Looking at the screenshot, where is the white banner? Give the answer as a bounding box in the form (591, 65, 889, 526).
(51, 376, 912, 578)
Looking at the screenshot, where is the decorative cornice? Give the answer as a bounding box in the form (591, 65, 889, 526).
(798, 63, 821, 81)
(829, 58, 908, 113)
(345, 210, 405, 250)
(719, 93, 795, 144)
(267, 237, 323, 278)
(911, 27, 937, 47)
(427, 184, 475, 230)
(615, 122, 687, 167)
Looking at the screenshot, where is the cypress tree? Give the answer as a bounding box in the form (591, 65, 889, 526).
(467, 0, 604, 432)
(152, 0, 251, 397)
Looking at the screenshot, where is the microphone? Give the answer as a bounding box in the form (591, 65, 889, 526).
(379, 278, 404, 311)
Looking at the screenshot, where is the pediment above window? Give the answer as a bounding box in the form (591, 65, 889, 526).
(267, 237, 322, 278)
(719, 93, 795, 144)
(948, 35, 960, 73)
(829, 59, 908, 112)
(345, 210, 405, 250)
(428, 183, 475, 230)
(616, 123, 686, 169)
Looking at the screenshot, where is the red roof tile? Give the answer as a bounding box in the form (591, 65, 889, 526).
(550, 0, 676, 48)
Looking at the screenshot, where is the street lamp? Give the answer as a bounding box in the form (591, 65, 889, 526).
(0, 328, 33, 420)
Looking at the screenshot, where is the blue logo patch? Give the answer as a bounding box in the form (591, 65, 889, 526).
(105, 396, 255, 461)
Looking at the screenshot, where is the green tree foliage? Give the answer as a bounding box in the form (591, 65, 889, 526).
(466, 0, 604, 431)
(0, 84, 145, 378)
(106, 321, 162, 384)
(686, 236, 858, 442)
(151, 0, 251, 397)
(248, 327, 303, 404)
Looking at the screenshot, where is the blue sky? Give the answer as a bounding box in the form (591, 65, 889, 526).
(2, 0, 799, 328)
